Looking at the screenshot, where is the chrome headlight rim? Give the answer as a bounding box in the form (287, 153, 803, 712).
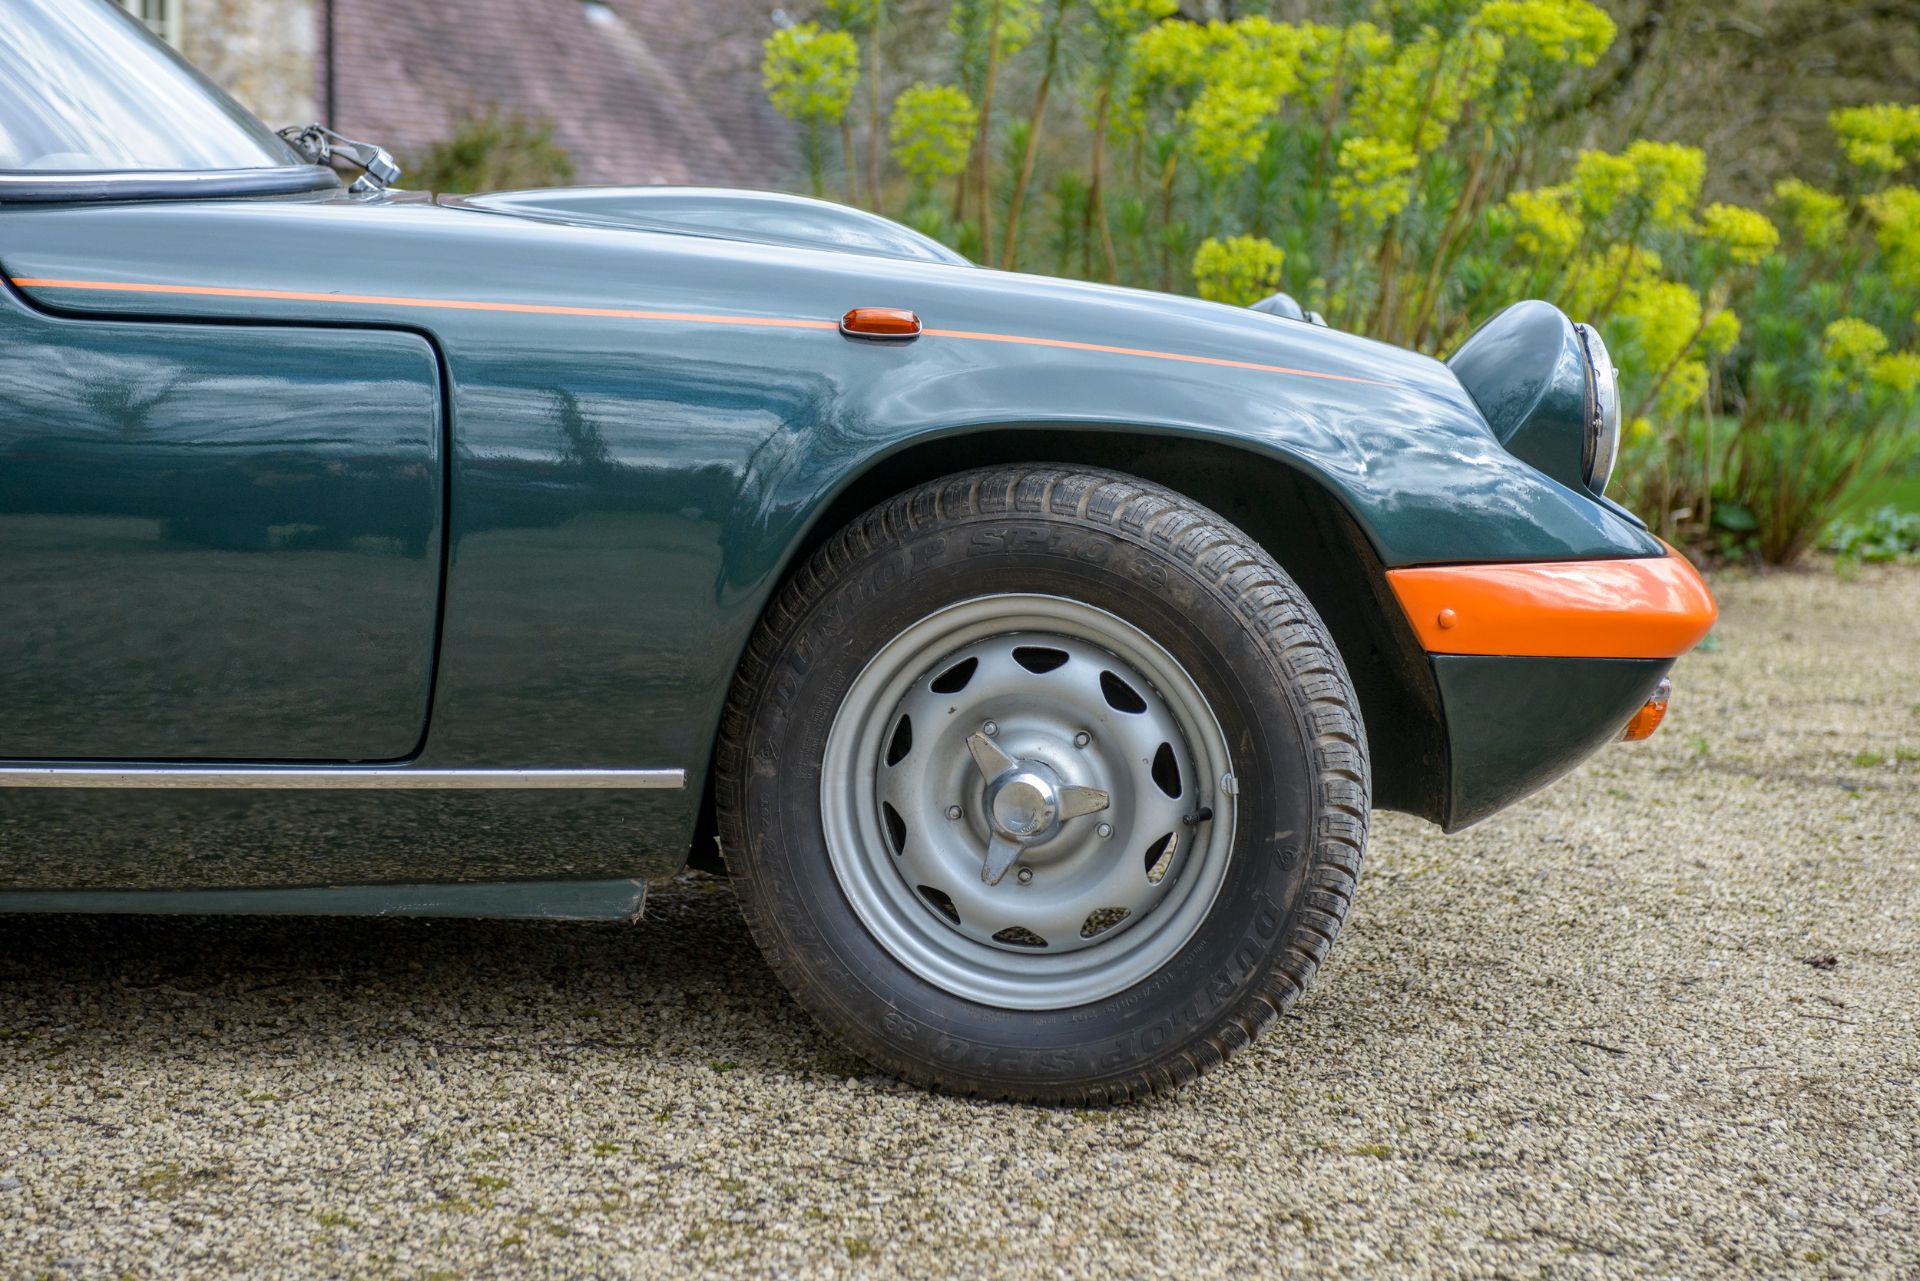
(1575, 322, 1621, 494)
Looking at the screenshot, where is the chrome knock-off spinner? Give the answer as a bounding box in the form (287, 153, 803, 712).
(967, 730, 1110, 885)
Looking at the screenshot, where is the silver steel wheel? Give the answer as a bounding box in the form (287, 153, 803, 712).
(821, 593, 1237, 1010)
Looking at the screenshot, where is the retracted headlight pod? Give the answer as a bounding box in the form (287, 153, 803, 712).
(1575, 322, 1621, 495)
(1447, 301, 1621, 499)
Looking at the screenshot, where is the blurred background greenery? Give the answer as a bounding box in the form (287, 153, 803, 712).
(418, 1, 1920, 565)
(744, 0, 1920, 567)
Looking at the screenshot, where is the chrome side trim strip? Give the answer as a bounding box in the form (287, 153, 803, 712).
(0, 767, 685, 790)
(0, 879, 649, 921)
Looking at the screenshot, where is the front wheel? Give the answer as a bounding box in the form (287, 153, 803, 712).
(715, 466, 1368, 1103)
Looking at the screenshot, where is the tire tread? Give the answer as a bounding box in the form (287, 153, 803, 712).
(714, 465, 1370, 1104)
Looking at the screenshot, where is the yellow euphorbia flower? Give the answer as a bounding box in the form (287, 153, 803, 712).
(1332, 136, 1418, 226)
(1700, 203, 1779, 265)
(762, 24, 860, 126)
(1562, 244, 1663, 317)
(1700, 309, 1742, 358)
(948, 0, 1044, 62)
(1571, 141, 1703, 230)
(1772, 179, 1847, 251)
(1624, 140, 1706, 229)
(1183, 84, 1274, 182)
(1614, 278, 1706, 415)
(1499, 186, 1581, 258)
(1830, 103, 1920, 174)
(1864, 185, 1920, 291)
(1089, 0, 1176, 30)
(1870, 351, 1920, 397)
(1192, 234, 1287, 306)
(1474, 0, 1614, 68)
(888, 83, 977, 186)
(1823, 317, 1891, 369)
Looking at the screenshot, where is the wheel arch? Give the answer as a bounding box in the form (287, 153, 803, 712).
(688, 429, 1446, 873)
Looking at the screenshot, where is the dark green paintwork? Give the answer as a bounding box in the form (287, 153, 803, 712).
(455, 187, 970, 265)
(0, 288, 442, 759)
(0, 193, 1662, 570)
(0, 786, 692, 891)
(1447, 300, 1595, 497)
(0, 877, 646, 920)
(0, 184, 1674, 906)
(1433, 654, 1674, 829)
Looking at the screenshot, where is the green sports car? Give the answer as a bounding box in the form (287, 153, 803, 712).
(0, 0, 1714, 1101)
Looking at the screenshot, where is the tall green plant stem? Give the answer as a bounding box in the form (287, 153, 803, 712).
(1002, 0, 1071, 271)
(1369, 233, 1403, 338)
(1553, 249, 1587, 309)
(1156, 149, 1179, 291)
(842, 117, 857, 203)
(1590, 212, 1647, 326)
(970, 0, 1009, 266)
(804, 121, 825, 198)
(1700, 404, 1714, 536)
(1312, 26, 1353, 189)
(1083, 84, 1119, 280)
(1365, 44, 1451, 337)
(1627, 310, 1712, 424)
(864, 20, 883, 205)
(1409, 127, 1495, 349)
(1323, 217, 1349, 326)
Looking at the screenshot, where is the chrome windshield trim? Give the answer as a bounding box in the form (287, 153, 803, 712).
(0, 767, 685, 790)
(0, 165, 343, 203)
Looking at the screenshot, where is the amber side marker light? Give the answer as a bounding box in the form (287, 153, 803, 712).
(1621, 677, 1673, 742)
(841, 307, 921, 340)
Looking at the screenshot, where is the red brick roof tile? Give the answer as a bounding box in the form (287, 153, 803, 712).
(324, 0, 795, 188)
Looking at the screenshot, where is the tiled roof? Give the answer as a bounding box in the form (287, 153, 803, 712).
(325, 0, 795, 188)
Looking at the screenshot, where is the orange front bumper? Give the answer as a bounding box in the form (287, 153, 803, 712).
(1385, 544, 1717, 660)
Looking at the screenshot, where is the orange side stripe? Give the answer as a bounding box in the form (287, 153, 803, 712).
(1386, 545, 1717, 660)
(9, 276, 1393, 387)
(7, 277, 839, 330)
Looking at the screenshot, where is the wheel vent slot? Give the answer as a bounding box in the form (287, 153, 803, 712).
(1143, 831, 1177, 884)
(885, 715, 913, 766)
(1150, 741, 1182, 798)
(992, 926, 1048, 949)
(1080, 907, 1131, 939)
(1011, 645, 1069, 674)
(929, 657, 979, 694)
(881, 802, 907, 856)
(917, 885, 960, 925)
(1099, 670, 1148, 714)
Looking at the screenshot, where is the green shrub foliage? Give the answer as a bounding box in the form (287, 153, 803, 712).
(1828, 505, 1920, 566)
(407, 108, 574, 195)
(761, 1, 1920, 564)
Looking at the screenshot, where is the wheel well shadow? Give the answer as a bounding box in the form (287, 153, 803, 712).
(688, 431, 1447, 873)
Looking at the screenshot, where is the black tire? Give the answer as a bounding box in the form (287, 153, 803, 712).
(714, 466, 1368, 1103)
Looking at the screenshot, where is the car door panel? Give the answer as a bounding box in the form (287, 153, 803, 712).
(0, 279, 441, 760)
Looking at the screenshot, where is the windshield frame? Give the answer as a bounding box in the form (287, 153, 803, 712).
(0, 0, 343, 203)
(0, 166, 341, 203)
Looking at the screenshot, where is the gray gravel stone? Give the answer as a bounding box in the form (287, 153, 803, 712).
(0, 565, 1915, 1279)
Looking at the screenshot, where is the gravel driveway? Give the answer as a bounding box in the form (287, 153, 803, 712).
(3, 566, 1916, 1280)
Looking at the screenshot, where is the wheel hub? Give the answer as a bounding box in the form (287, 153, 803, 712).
(986, 768, 1058, 841)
